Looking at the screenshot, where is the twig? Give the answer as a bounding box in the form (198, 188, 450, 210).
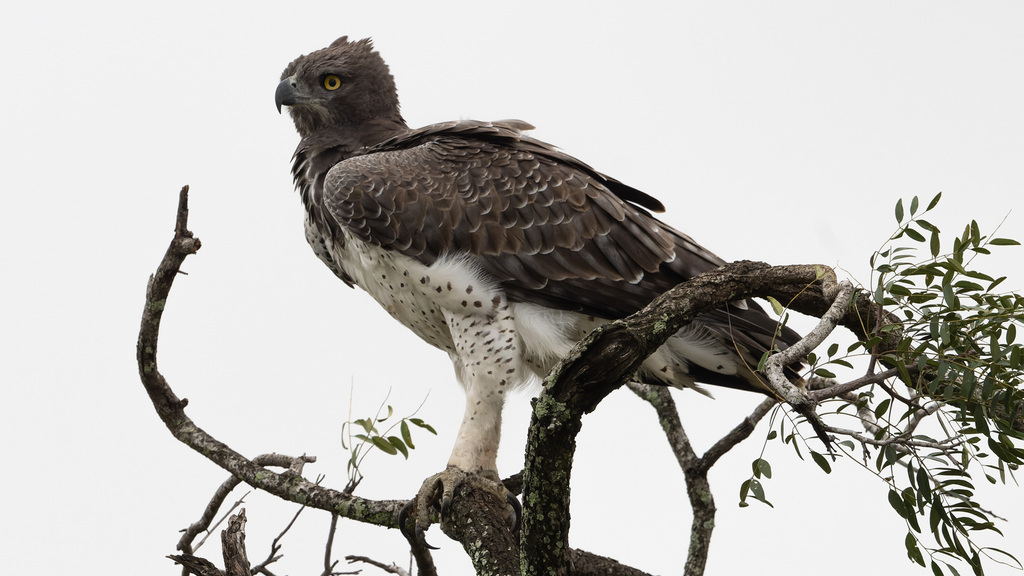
(193, 491, 249, 553)
(179, 454, 317, 555)
(701, 397, 779, 471)
(346, 555, 409, 575)
(322, 513, 340, 576)
(627, 383, 775, 575)
(765, 279, 854, 450)
(806, 366, 905, 402)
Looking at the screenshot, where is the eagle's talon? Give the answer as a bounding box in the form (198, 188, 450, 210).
(415, 524, 439, 550)
(399, 496, 439, 550)
(399, 467, 519, 548)
(506, 492, 522, 533)
(398, 500, 414, 542)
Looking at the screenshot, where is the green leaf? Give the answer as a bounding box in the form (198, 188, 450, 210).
(766, 296, 784, 315)
(917, 467, 932, 502)
(896, 198, 905, 223)
(905, 227, 926, 242)
(746, 478, 774, 507)
(401, 420, 415, 449)
(889, 488, 909, 518)
(989, 237, 1021, 246)
(942, 281, 958, 310)
(355, 418, 376, 434)
(927, 191, 943, 210)
(931, 228, 941, 257)
(906, 532, 926, 566)
(409, 418, 437, 434)
(874, 398, 892, 419)
(973, 404, 990, 436)
(752, 458, 773, 479)
(370, 435, 398, 455)
(387, 435, 409, 458)
(810, 451, 832, 474)
(910, 195, 920, 216)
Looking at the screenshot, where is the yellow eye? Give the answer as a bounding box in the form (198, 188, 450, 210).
(322, 74, 342, 91)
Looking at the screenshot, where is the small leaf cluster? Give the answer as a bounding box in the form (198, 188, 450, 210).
(740, 413, 836, 510)
(340, 395, 436, 487)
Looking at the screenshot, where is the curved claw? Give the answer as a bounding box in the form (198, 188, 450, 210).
(415, 524, 439, 550)
(398, 500, 439, 550)
(505, 492, 522, 533)
(398, 501, 415, 543)
(401, 467, 518, 550)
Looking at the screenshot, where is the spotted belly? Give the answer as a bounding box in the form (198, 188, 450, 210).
(316, 228, 514, 356)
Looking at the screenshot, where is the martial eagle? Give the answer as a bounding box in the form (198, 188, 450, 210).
(276, 36, 801, 535)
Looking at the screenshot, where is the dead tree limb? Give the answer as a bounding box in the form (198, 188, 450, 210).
(136, 186, 404, 527)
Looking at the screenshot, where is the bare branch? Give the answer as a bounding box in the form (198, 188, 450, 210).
(700, 398, 778, 472)
(567, 549, 655, 576)
(766, 280, 853, 404)
(179, 454, 315, 555)
(347, 555, 409, 575)
(221, 510, 250, 576)
(249, 500, 307, 575)
(628, 383, 776, 575)
(806, 367, 905, 402)
(168, 554, 224, 576)
(136, 187, 407, 530)
(322, 513, 340, 576)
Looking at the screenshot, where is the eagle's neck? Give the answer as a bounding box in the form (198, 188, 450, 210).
(291, 116, 409, 266)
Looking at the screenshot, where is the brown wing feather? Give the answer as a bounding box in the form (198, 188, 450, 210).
(322, 120, 801, 359)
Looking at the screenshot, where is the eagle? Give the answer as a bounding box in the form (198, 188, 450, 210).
(276, 36, 801, 535)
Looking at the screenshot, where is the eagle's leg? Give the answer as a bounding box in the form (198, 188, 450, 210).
(400, 380, 520, 547)
(399, 305, 522, 546)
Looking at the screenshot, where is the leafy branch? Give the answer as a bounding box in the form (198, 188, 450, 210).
(340, 388, 437, 492)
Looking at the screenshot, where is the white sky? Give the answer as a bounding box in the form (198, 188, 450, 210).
(2, 2, 1023, 575)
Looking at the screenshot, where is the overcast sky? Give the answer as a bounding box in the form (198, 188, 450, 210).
(2, 2, 1023, 575)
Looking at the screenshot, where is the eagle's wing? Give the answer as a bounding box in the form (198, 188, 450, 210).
(322, 120, 732, 319)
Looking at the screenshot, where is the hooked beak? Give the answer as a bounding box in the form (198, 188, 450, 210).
(275, 77, 300, 113)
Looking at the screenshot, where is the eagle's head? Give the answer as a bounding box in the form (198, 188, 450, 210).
(276, 36, 402, 139)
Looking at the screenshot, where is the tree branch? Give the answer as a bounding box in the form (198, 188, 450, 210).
(221, 510, 250, 576)
(520, 261, 847, 576)
(628, 384, 776, 575)
(137, 188, 406, 532)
